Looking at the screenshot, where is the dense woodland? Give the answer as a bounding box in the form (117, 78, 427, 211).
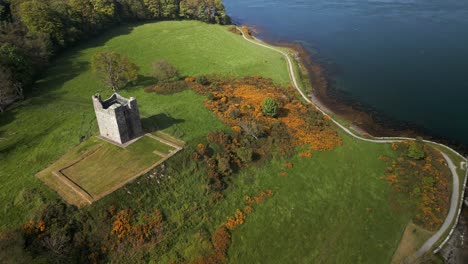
(0, 0, 230, 111)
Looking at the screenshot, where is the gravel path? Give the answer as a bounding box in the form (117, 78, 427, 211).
(236, 27, 467, 258)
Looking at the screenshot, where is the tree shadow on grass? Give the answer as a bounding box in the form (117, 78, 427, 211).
(141, 113, 185, 133)
(25, 25, 138, 105)
(126, 75, 157, 91)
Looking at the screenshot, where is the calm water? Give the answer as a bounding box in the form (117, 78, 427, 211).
(224, 0, 468, 146)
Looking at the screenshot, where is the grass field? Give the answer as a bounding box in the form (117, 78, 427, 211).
(36, 135, 178, 206)
(0, 21, 288, 229)
(0, 20, 420, 263)
(220, 132, 409, 263)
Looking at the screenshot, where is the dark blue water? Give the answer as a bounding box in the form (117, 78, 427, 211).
(224, 0, 468, 146)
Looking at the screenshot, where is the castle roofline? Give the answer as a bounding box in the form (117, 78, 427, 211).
(92, 93, 136, 110)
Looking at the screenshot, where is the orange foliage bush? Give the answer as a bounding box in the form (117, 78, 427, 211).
(384, 142, 450, 231)
(190, 76, 342, 155)
(225, 209, 246, 230)
(241, 26, 252, 39)
(22, 219, 46, 238)
(244, 206, 253, 214)
(109, 208, 164, 247)
(245, 189, 273, 206)
(185, 76, 196, 82)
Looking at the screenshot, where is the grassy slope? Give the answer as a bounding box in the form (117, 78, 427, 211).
(0, 20, 412, 263)
(0, 21, 288, 229)
(223, 132, 408, 263)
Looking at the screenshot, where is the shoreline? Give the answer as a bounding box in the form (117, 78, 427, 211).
(236, 25, 467, 261)
(249, 32, 468, 156)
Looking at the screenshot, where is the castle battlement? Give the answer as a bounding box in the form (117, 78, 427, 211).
(93, 93, 143, 145)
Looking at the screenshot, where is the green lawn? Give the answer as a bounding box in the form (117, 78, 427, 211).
(0, 21, 288, 229)
(224, 132, 409, 263)
(60, 136, 166, 197)
(0, 20, 415, 263)
(36, 136, 175, 206)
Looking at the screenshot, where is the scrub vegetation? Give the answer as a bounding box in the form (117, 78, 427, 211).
(0, 20, 452, 263)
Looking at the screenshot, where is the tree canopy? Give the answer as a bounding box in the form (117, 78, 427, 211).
(262, 97, 279, 117)
(0, 0, 230, 109)
(91, 51, 139, 91)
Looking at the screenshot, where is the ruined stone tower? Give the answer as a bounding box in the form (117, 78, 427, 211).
(92, 93, 144, 145)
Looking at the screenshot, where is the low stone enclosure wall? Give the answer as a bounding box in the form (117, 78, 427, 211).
(36, 132, 184, 207)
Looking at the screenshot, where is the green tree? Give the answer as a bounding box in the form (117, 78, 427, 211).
(120, 0, 149, 20)
(407, 141, 425, 160)
(161, 0, 177, 18)
(91, 51, 139, 91)
(214, 0, 229, 24)
(262, 97, 278, 117)
(0, 43, 33, 85)
(92, 0, 115, 17)
(0, 66, 22, 112)
(0, 0, 9, 21)
(18, 0, 65, 45)
(236, 147, 253, 163)
(143, 0, 162, 18)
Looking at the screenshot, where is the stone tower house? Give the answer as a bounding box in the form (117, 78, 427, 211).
(92, 93, 144, 145)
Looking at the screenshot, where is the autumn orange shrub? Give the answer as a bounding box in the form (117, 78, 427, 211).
(383, 141, 450, 231)
(109, 208, 164, 247)
(225, 209, 246, 230)
(111, 209, 133, 240)
(245, 189, 273, 206)
(241, 25, 252, 39)
(185, 76, 196, 82)
(190, 76, 342, 156)
(22, 219, 46, 238)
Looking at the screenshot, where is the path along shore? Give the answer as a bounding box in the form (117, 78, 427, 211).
(236, 27, 468, 260)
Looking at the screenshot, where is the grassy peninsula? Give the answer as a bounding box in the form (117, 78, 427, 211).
(0, 21, 453, 263)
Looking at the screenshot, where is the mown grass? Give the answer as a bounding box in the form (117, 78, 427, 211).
(0, 20, 416, 263)
(60, 136, 167, 197)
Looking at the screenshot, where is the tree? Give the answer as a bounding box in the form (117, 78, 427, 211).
(407, 140, 425, 160)
(151, 59, 179, 83)
(0, 0, 9, 21)
(0, 230, 33, 264)
(0, 66, 22, 112)
(236, 147, 252, 163)
(92, 0, 115, 17)
(262, 97, 278, 117)
(0, 67, 13, 112)
(161, 0, 177, 18)
(144, 0, 162, 18)
(18, 0, 65, 45)
(91, 51, 139, 91)
(239, 120, 264, 140)
(0, 43, 33, 84)
(120, 0, 149, 20)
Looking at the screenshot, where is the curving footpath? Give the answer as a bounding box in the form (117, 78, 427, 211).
(236, 27, 468, 259)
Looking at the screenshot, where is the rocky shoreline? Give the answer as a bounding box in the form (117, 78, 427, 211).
(243, 27, 467, 262)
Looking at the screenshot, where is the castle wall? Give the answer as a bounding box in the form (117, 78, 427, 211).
(93, 94, 144, 145)
(94, 105, 124, 144)
(126, 98, 144, 138)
